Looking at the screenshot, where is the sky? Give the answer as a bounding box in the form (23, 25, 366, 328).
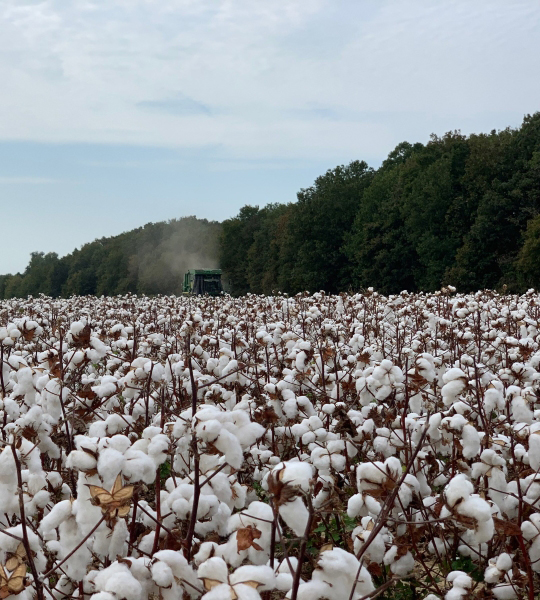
(0, 0, 540, 273)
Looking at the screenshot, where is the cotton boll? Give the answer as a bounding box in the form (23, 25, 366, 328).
(312, 548, 374, 599)
(151, 560, 174, 588)
(278, 497, 309, 536)
(198, 557, 229, 584)
(445, 474, 473, 508)
(108, 518, 128, 561)
(461, 425, 480, 459)
(511, 395, 533, 424)
(97, 448, 126, 485)
(445, 571, 472, 600)
(39, 499, 74, 534)
(230, 565, 274, 590)
(152, 549, 200, 597)
(93, 563, 142, 600)
(528, 428, 540, 470)
(289, 580, 333, 600)
(270, 461, 313, 493)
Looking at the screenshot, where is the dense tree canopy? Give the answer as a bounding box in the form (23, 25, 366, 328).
(221, 113, 540, 295)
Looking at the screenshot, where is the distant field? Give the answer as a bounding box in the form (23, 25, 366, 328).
(0, 291, 539, 599)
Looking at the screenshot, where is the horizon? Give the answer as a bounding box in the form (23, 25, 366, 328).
(1, 0, 540, 273)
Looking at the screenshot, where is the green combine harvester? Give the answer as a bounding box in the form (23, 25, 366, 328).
(183, 269, 223, 295)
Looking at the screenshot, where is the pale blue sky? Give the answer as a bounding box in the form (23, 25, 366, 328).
(1, 0, 540, 273)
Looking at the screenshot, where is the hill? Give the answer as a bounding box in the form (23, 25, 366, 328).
(0, 216, 221, 298)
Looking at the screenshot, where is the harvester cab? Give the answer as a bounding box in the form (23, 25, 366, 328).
(183, 269, 223, 296)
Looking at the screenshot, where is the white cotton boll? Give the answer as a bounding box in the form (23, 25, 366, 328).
(398, 474, 419, 508)
(427, 537, 448, 556)
(279, 497, 309, 536)
(273, 461, 313, 493)
(364, 494, 382, 516)
(461, 425, 480, 458)
(151, 561, 174, 588)
(389, 550, 415, 576)
(213, 429, 243, 470)
(484, 387, 504, 412)
(67, 450, 98, 473)
(97, 448, 125, 485)
(529, 431, 540, 470)
(445, 474, 473, 507)
(275, 572, 293, 592)
(447, 572, 472, 588)
(198, 557, 229, 584)
(90, 593, 117, 600)
(40, 500, 74, 535)
(152, 549, 200, 597)
(496, 553, 512, 572)
(107, 434, 132, 454)
(194, 542, 221, 566)
(443, 368, 467, 383)
(147, 433, 170, 467)
(313, 547, 374, 599)
(511, 396, 533, 424)
(441, 379, 466, 405)
(289, 580, 333, 600)
(123, 449, 156, 484)
(108, 518, 128, 561)
(493, 584, 518, 600)
(94, 563, 142, 600)
(347, 494, 364, 519)
(230, 565, 274, 590)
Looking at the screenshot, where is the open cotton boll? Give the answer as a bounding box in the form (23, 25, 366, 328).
(270, 461, 313, 493)
(278, 496, 309, 536)
(521, 514, 540, 571)
(311, 548, 374, 600)
(93, 562, 143, 600)
(461, 425, 480, 458)
(229, 565, 274, 590)
(152, 550, 200, 597)
(384, 546, 415, 576)
(198, 556, 229, 584)
(0, 525, 46, 572)
(445, 474, 474, 507)
(97, 448, 126, 484)
(528, 425, 540, 470)
(445, 571, 472, 600)
(108, 518, 128, 560)
(39, 499, 73, 533)
(203, 584, 261, 600)
(289, 580, 333, 600)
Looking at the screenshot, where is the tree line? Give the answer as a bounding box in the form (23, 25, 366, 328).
(3, 113, 540, 298)
(221, 113, 540, 295)
(0, 217, 221, 298)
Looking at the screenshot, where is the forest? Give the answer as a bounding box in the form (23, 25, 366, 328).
(3, 112, 540, 298)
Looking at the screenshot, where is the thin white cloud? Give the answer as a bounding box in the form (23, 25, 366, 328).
(0, 0, 538, 161)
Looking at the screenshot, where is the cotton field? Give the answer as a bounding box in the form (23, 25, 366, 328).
(1, 290, 540, 600)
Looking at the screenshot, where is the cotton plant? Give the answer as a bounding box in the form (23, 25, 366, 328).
(261, 461, 314, 536)
(197, 557, 275, 600)
(484, 553, 520, 599)
(289, 547, 374, 600)
(3, 290, 540, 599)
(444, 571, 473, 600)
(441, 474, 495, 544)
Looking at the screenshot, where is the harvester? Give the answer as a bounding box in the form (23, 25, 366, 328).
(182, 269, 223, 295)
